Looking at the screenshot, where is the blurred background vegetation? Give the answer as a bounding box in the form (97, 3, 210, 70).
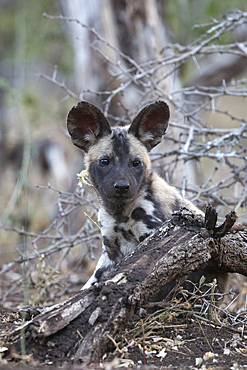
(0, 0, 246, 307)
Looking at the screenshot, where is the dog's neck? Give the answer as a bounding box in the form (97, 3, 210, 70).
(100, 198, 132, 221)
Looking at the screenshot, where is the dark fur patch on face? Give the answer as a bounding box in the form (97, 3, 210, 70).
(111, 129, 130, 158)
(131, 207, 162, 229)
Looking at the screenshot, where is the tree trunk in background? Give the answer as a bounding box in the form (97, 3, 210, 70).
(60, 0, 103, 93)
(60, 0, 181, 102)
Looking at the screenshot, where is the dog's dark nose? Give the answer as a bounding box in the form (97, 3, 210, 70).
(114, 181, 129, 194)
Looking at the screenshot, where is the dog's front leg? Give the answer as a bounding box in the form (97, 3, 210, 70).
(81, 251, 116, 290)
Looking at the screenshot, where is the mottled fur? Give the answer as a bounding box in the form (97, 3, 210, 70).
(67, 101, 227, 293)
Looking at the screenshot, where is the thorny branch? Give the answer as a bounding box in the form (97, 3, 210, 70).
(41, 12, 247, 213)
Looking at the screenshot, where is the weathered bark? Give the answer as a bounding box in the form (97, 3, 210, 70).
(6, 209, 247, 364)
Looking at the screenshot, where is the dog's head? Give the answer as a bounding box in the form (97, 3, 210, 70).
(67, 101, 169, 204)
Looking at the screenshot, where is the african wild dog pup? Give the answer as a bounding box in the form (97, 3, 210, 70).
(67, 101, 227, 293)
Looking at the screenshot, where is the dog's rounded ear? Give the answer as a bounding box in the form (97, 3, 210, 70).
(67, 101, 112, 152)
(128, 101, 170, 151)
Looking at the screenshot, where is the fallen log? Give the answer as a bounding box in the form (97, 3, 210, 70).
(5, 207, 247, 364)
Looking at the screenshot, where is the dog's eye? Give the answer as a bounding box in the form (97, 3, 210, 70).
(133, 160, 141, 167)
(100, 158, 110, 166)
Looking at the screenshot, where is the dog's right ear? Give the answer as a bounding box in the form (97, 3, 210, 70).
(67, 101, 112, 152)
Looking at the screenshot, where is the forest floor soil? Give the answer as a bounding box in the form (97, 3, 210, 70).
(1, 273, 247, 369)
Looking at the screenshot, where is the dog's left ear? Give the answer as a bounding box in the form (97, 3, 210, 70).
(128, 101, 170, 151)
